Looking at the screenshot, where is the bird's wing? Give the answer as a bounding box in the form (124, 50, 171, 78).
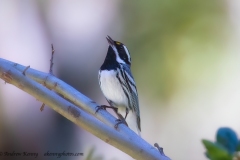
(119, 64, 141, 131)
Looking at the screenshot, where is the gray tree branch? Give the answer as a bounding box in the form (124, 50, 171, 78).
(0, 58, 171, 160)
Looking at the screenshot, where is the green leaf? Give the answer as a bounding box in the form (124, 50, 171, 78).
(202, 139, 232, 160)
(85, 147, 104, 160)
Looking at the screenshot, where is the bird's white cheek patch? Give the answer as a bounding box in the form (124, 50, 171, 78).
(123, 45, 131, 63)
(111, 46, 125, 64)
(116, 56, 125, 64)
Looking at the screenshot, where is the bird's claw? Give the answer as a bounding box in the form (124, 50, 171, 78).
(95, 105, 107, 113)
(114, 119, 128, 129)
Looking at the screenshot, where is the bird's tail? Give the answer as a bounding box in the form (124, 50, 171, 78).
(126, 111, 141, 137)
(136, 115, 141, 136)
(117, 108, 141, 136)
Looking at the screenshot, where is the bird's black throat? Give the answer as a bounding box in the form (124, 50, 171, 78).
(100, 46, 119, 70)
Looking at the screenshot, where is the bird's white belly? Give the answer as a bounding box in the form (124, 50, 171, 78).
(99, 70, 128, 108)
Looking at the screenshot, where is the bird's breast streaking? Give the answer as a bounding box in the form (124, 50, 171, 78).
(99, 69, 129, 110)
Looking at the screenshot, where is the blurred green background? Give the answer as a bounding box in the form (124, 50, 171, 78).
(0, 0, 240, 160)
(124, 0, 228, 100)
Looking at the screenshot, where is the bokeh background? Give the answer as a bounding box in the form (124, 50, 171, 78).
(0, 0, 240, 160)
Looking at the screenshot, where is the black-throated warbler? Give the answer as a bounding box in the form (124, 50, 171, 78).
(98, 36, 141, 135)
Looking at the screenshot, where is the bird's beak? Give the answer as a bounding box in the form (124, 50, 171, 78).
(106, 35, 115, 46)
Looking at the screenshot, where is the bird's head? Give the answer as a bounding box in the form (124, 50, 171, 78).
(106, 36, 131, 66)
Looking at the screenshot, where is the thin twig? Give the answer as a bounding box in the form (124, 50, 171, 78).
(40, 103, 45, 112)
(40, 44, 55, 111)
(154, 143, 165, 156)
(22, 65, 30, 75)
(49, 44, 54, 75)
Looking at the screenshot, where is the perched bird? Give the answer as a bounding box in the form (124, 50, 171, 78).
(98, 36, 141, 135)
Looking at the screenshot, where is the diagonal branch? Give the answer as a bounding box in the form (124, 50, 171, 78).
(0, 58, 171, 160)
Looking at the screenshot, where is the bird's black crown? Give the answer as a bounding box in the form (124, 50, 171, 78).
(101, 36, 131, 70)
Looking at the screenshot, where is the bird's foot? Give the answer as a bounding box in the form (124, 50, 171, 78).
(95, 105, 106, 113)
(95, 105, 117, 113)
(114, 119, 128, 129)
